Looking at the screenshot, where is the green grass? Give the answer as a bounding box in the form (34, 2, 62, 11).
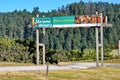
(47, 67, 120, 80)
(0, 67, 120, 80)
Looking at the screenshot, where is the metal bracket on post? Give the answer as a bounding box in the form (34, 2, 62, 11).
(98, 43, 102, 48)
(39, 43, 44, 46)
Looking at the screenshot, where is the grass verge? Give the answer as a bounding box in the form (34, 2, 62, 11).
(0, 62, 35, 67)
(0, 67, 120, 80)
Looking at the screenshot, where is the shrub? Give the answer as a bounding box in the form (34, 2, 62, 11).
(82, 49, 96, 60)
(0, 38, 35, 63)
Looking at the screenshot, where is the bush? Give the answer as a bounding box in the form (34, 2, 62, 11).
(0, 38, 35, 63)
(67, 49, 82, 61)
(0, 38, 115, 64)
(82, 49, 96, 60)
(46, 49, 68, 64)
(104, 48, 113, 60)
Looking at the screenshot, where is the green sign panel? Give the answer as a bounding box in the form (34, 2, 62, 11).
(52, 16, 75, 25)
(32, 16, 75, 28)
(34, 17, 52, 28)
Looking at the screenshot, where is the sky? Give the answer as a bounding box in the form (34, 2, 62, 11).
(0, 0, 120, 13)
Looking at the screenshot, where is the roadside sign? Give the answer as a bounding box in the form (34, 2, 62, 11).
(32, 16, 75, 28)
(32, 15, 110, 28)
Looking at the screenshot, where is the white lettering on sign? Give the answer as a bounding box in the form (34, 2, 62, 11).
(36, 20, 51, 24)
(38, 24, 52, 27)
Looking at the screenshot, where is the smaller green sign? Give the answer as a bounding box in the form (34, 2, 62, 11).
(52, 16, 75, 25)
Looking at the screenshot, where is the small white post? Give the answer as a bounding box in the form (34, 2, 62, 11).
(106, 16, 108, 23)
(118, 40, 120, 57)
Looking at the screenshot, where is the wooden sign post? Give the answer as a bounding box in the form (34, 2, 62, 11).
(43, 28, 46, 65)
(36, 28, 39, 65)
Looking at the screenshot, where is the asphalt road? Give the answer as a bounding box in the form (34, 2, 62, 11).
(0, 63, 120, 72)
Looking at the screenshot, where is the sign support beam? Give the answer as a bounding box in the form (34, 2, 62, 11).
(36, 14, 40, 65)
(100, 13, 104, 66)
(96, 27, 99, 67)
(43, 28, 46, 65)
(36, 28, 39, 65)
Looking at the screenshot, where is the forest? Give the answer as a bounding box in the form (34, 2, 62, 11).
(0, 1, 119, 64)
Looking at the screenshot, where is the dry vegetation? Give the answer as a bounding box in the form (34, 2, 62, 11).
(0, 62, 35, 67)
(0, 67, 120, 80)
